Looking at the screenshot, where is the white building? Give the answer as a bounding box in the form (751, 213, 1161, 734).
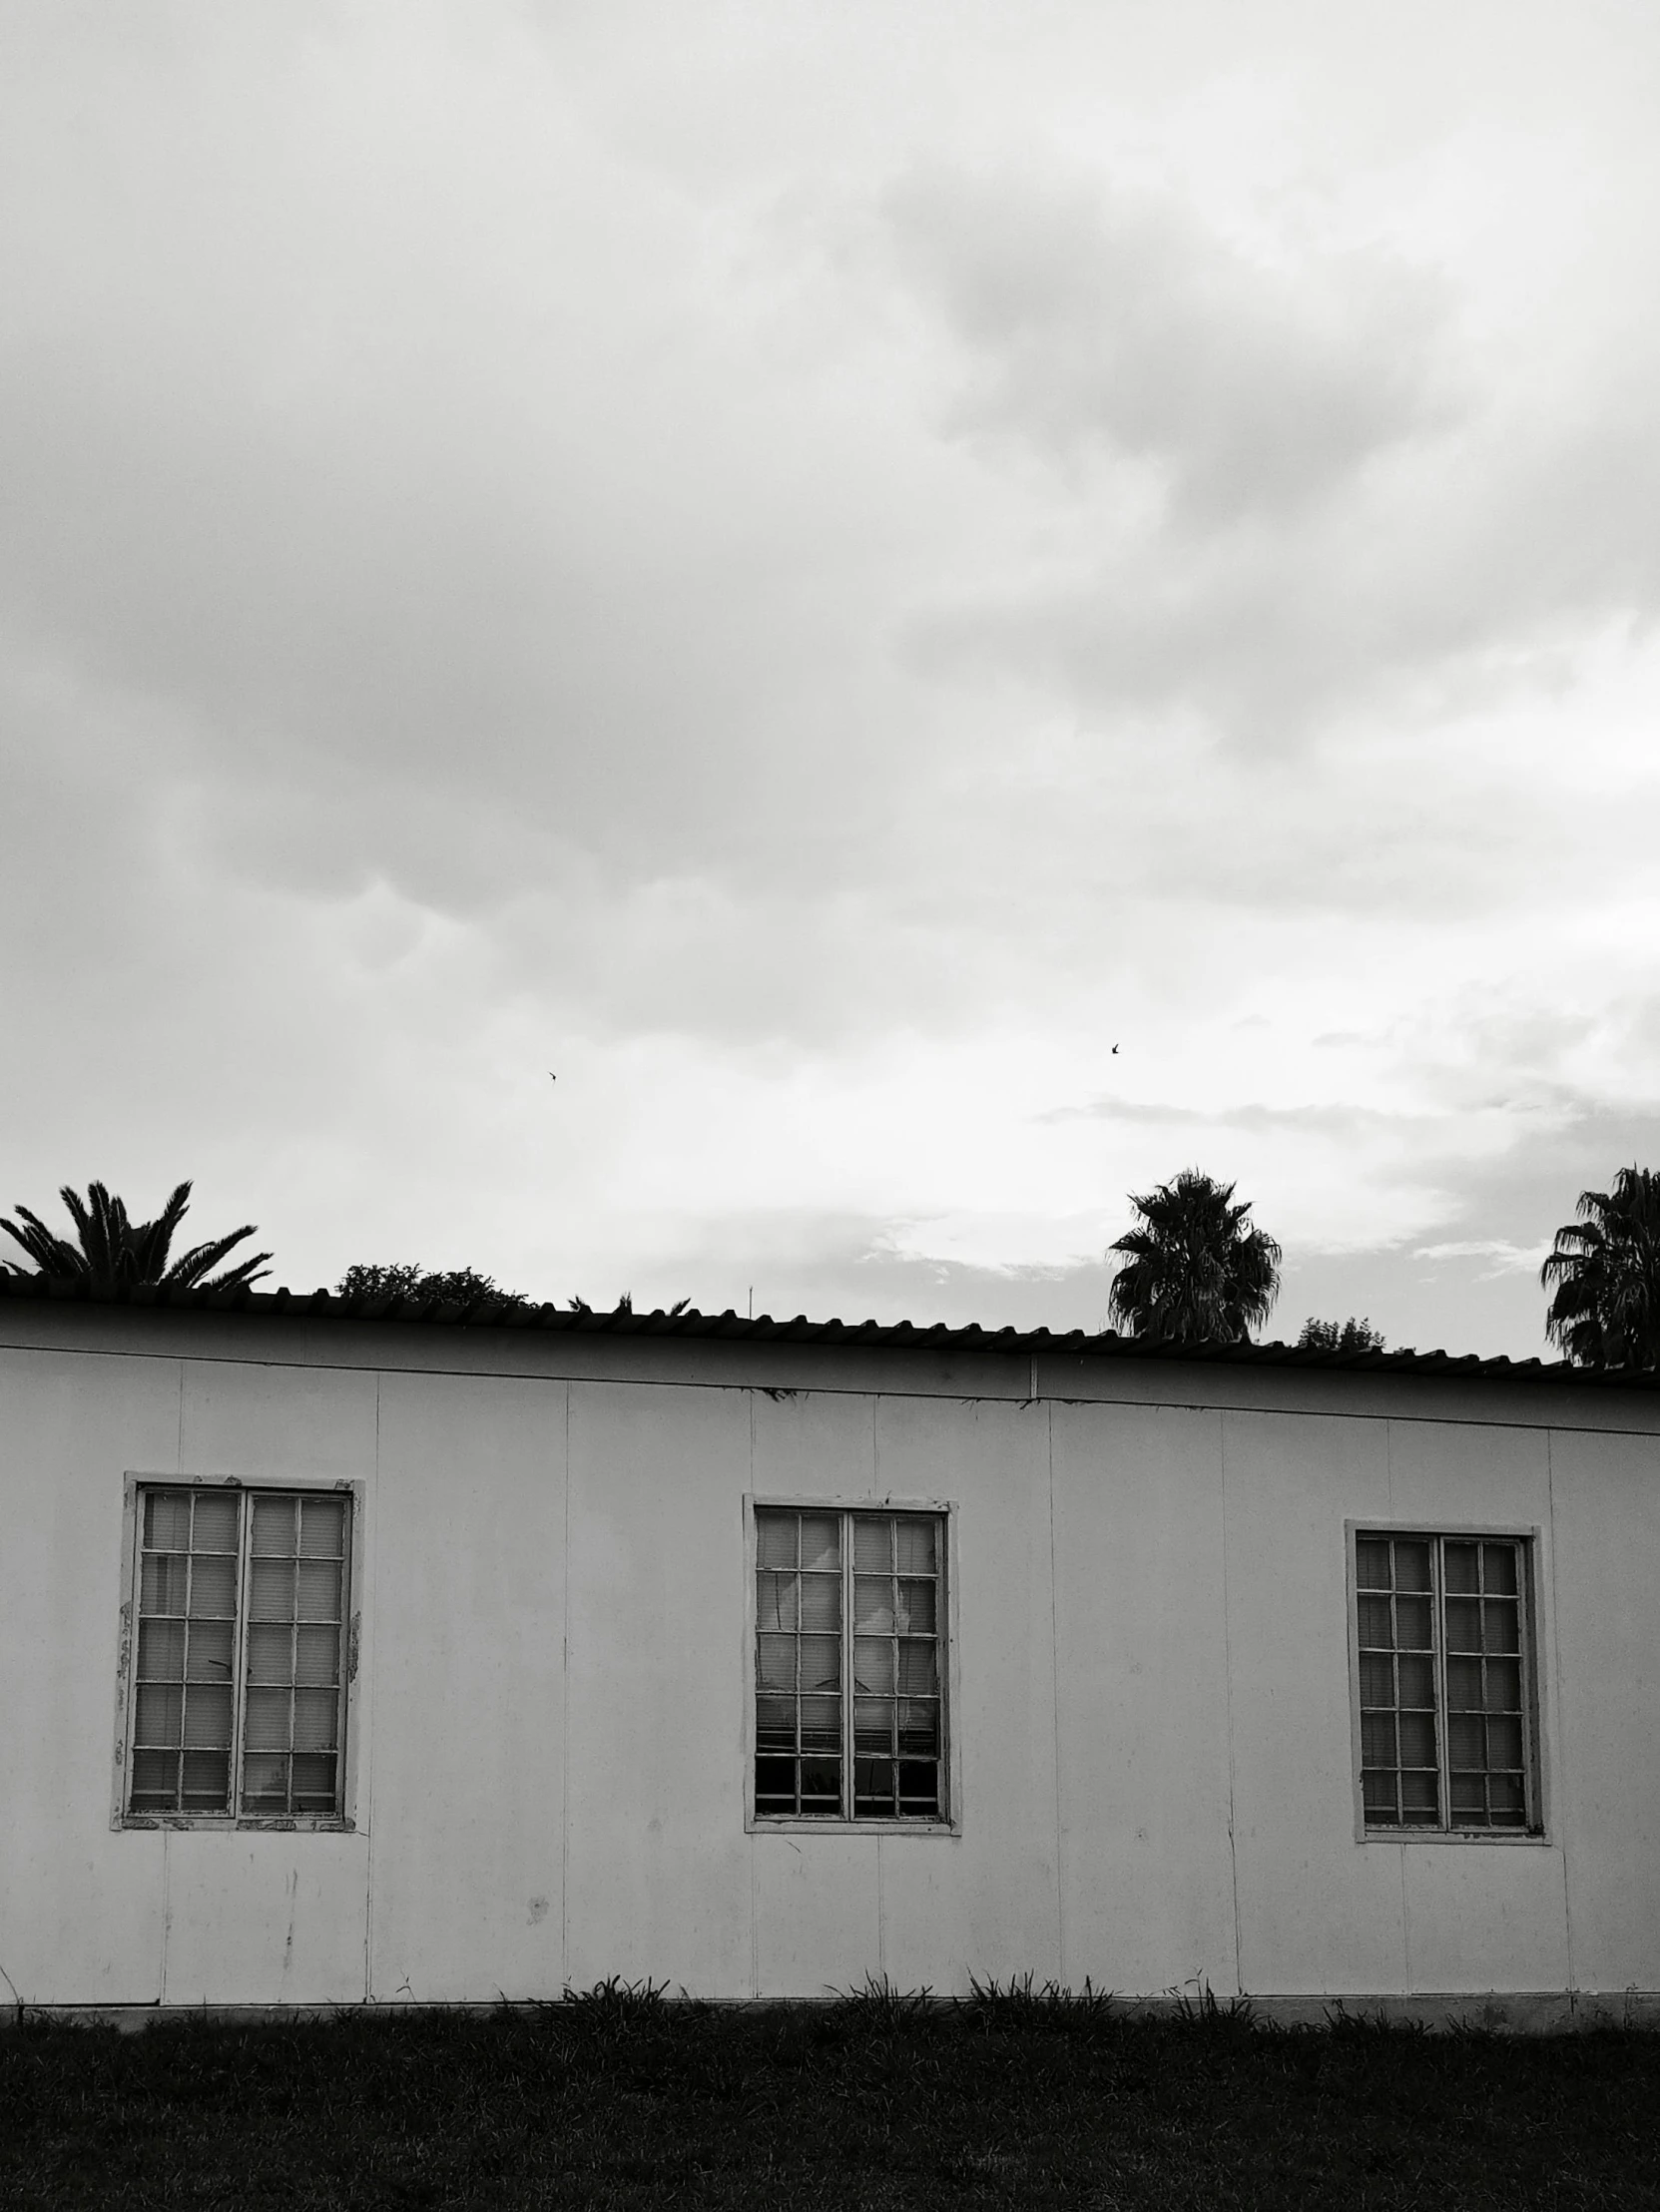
(3, 1280, 1657, 2026)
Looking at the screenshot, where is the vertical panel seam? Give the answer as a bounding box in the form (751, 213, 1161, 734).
(363, 1372, 380, 2003)
(749, 1389, 758, 2000)
(1048, 1398, 1063, 1984)
(561, 1381, 572, 1995)
(1546, 1428, 1573, 1990)
(1220, 1411, 1243, 1998)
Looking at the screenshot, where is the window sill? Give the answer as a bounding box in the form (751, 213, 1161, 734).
(1359, 1827, 1550, 1846)
(749, 1816, 959, 1839)
(115, 1815, 356, 1834)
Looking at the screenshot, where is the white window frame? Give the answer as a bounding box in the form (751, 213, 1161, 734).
(112, 1474, 363, 1833)
(744, 1495, 961, 1837)
(1346, 1519, 1549, 1846)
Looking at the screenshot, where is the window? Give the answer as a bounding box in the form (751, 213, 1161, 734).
(123, 1485, 351, 1824)
(1354, 1531, 1538, 1835)
(753, 1506, 948, 1824)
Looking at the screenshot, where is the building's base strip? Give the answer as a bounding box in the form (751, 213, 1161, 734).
(7, 1990, 1660, 2034)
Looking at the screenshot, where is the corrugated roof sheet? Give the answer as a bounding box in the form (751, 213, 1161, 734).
(0, 1270, 1654, 1388)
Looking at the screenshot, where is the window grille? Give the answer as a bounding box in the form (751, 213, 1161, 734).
(128, 1486, 349, 1821)
(754, 1506, 946, 1823)
(1354, 1532, 1536, 1834)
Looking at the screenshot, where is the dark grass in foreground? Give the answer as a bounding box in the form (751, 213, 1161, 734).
(5, 1976, 1659, 2210)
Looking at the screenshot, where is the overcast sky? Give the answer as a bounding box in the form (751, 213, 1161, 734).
(4, 1, 1658, 1353)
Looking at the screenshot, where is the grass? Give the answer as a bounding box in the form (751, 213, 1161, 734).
(4, 1976, 1658, 2209)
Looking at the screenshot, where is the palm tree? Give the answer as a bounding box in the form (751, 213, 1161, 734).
(1107, 1169, 1282, 1346)
(1540, 1166, 1660, 1368)
(1, 1181, 272, 1294)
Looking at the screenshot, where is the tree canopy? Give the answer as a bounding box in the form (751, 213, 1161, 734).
(1297, 1317, 1386, 1354)
(333, 1263, 534, 1310)
(0, 1181, 272, 1294)
(1540, 1166, 1660, 1368)
(1106, 1169, 1282, 1346)
(334, 1267, 693, 1319)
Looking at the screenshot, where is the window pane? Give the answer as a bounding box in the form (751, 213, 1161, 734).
(852, 1519, 890, 1573)
(756, 1571, 797, 1632)
(1357, 1594, 1392, 1647)
(757, 1635, 796, 1691)
(1398, 1711, 1436, 1768)
(184, 1684, 234, 1751)
(898, 1700, 940, 1758)
(799, 1695, 840, 1752)
(145, 1491, 193, 1550)
(853, 1637, 894, 1695)
(245, 1687, 291, 1752)
(853, 1757, 895, 1813)
(853, 1577, 893, 1634)
(294, 1624, 339, 1687)
(135, 1683, 183, 1747)
(1483, 1543, 1518, 1596)
(297, 1559, 342, 1623)
(1356, 1539, 1391, 1589)
(137, 1619, 185, 1681)
(897, 1640, 938, 1696)
(895, 1518, 936, 1575)
(1362, 1771, 1398, 1823)
(189, 1556, 239, 1619)
(799, 1634, 840, 1692)
(800, 1516, 839, 1572)
(130, 1749, 179, 1809)
(897, 1763, 939, 1814)
(756, 1513, 798, 1570)
(252, 1496, 296, 1556)
(248, 1622, 292, 1682)
(1401, 1772, 1438, 1823)
(897, 1580, 935, 1634)
(250, 1559, 294, 1621)
(1483, 1600, 1519, 1654)
(1489, 1774, 1525, 1819)
(1361, 1710, 1396, 1767)
(756, 1695, 795, 1752)
(1445, 1655, 1482, 1711)
(1485, 1658, 1522, 1713)
(1442, 1541, 1479, 1594)
(141, 1554, 189, 1615)
(1487, 1715, 1523, 1771)
(292, 1689, 338, 1752)
(1393, 1596, 1432, 1650)
(291, 1755, 337, 1811)
(191, 1492, 239, 1552)
(1392, 1540, 1431, 1591)
(1397, 1654, 1434, 1708)
(187, 1620, 235, 1682)
(1359, 1652, 1394, 1707)
(1448, 1714, 1485, 1771)
(1451, 1774, 1486, 1816)
(182, 1751, 231, 1811)
(854, 1698, 893, 1753)
(798, 1576, 839, 1632)
(799, 1756, 840, 1805)
(1443, 1597, 1481, 1652)
(755, 1755, 795, 1808)
(243, 1753, 288, 1811)
(299, 1496, 346, 1557)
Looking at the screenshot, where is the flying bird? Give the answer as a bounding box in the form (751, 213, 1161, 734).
(1112, 1043, 1120, 1055)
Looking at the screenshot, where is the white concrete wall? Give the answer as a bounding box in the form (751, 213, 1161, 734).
(2, 1313, 1657, 2009)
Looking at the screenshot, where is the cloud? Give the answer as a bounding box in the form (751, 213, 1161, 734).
(887, 167, 1455, 524)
